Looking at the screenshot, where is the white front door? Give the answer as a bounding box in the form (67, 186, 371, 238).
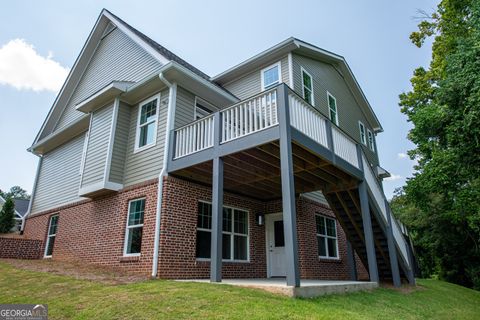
(266, 213, 286, 277)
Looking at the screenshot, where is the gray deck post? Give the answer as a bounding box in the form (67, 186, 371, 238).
(210, 112, 223, 283)
(346, 240, 357, 281)
(385, 199, 401, 287)
(405, 239, 416, 285)
(357, 145, 379, 283)
(325, 120, 336, 165)
(277, 84, 300, 287)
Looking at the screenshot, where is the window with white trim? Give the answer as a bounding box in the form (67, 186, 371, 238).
(316, 215, 338, 259)
(123, 198, 145, 256)
(367, 129, 375, 152)
(44, 215, 59, 257)
(359, 122, 367, 145)
(301, 68, 314, 105)
(196, 201, 249, 261)
(194, 97, 217, 120)
(135, 95, 159, 151)
(327, 93, 338, 125)
(261, 62, 281, 90)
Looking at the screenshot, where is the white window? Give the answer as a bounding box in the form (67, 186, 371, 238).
(123, 198, 145, 256)
(261, 62, 281, 90)
(367, 129, 375, 152)
(44, 215, 59, 258)
(327, 92, 338, 126)
(135, 94, 159, 152)
(194, 97, 217, 120)
(301, 67, 314, 105)
(196, 201, 249, 261)
(359, 122, 367, 145)
(316, 215, 338, 259)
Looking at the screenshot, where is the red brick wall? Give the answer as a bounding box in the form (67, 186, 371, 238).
(22, 175, 368, 280)
(23, 179, 159, 275)
(0, 237, 43, 259)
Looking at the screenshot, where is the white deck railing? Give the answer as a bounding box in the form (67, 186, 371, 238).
(362, 153, 409, 266)
(221, 89, 278, 143)
(174, 114, 214, 158)
(332, 127, 359, 168)
(289, 94, 329, 148)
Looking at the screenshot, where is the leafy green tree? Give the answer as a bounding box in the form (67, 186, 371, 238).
(0, 186, 30, 200)
(398, 0, 480, 289)
(0, 197, 15, 233)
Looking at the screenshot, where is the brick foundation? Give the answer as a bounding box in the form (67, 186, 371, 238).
(22, 176, 369, 280)
(0, 237, 43, 259)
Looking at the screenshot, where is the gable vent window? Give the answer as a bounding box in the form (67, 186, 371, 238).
(359, 122, 367, 145)
(196, 201, 249, 261)
(44, 215, 59, 258)
(327, 92, 338, 126)
(367, 129, 375, 152)
(123, 198, 145, 256)
(135, 95, 159, 152)
(301, 68, 314, 105)
(316, 214, 338, 259)
(194, 97, 217, 120)
(261, 62, 281, 90)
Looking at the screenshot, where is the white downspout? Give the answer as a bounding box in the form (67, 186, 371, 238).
(21, 155, 43, 232)
(151, 73, 177, 278)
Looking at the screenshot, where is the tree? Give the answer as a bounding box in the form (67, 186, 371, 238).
(398, 0, 480, 289)
(0, 197, 15, 233)
(0, 186, 30, 200)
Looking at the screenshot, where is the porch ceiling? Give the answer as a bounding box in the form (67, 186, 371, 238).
(170, 141, 359, 201)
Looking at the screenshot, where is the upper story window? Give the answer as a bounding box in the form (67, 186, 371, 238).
(316, 214, 338, 259)
(123, 198, 145, 256)
(301, 67, 314, 105)
(261, 62, 281, 90)
(44, 215, 59, 258)
(367, 129, 375, 152)
(135, 94, 159, 152)
(194, 97, 217, 120)
(196, 201, 249, 261)
(327, 92, 338, 126)
(359, 122, 367, 145)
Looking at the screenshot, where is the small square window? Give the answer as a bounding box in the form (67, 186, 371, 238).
(261, 62, 281, 90)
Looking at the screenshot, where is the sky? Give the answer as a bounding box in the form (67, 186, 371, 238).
(0, 0, 438, 199)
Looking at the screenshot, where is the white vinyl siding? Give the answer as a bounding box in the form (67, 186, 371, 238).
(301, 191, 329, 206)
(54, 27, 163, 132)
(31, 133, 86, 214)
(109, 103, 131, 184)
(80, 103, 114, 187)
(222, 55, 289, 100)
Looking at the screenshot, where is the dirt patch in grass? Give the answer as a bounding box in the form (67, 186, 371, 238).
(380, 282, 425, 294)
(0, 258, 147, 285)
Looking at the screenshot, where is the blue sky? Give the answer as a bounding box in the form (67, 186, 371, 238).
(0, 0, 437, 198)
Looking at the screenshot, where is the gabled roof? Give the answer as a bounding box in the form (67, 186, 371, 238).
(32, 9, 236, 147)
(212, 37, 383, 132)
(13, 199, 29, 218)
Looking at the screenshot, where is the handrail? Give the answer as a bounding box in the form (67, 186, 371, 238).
(174, 114, 215, 159)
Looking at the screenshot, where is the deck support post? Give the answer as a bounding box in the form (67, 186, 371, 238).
(210, 112, 224, 283)
(346, 240, 358, 281)
(277, 84, 300, 287)
(405, 238, 416, 285)
(357, 145, 379, 283)
(385, 200, 401, 287)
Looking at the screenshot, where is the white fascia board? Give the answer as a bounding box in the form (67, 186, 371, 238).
(75, 81, 132, 113)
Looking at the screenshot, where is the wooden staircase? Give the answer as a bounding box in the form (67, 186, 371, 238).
(324, 190, 407, 282)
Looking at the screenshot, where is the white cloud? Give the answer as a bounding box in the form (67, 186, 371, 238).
(384, 174, 402, 181)
(397, 152, 408, 159)
(0, 39, 69, 92)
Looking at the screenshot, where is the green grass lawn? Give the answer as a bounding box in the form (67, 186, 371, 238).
(0, 262, 479, 319)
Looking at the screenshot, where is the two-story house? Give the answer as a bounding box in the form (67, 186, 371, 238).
(22, 9, 414, 288)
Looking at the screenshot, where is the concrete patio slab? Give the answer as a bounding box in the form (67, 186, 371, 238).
(177, 278, 378, 298)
